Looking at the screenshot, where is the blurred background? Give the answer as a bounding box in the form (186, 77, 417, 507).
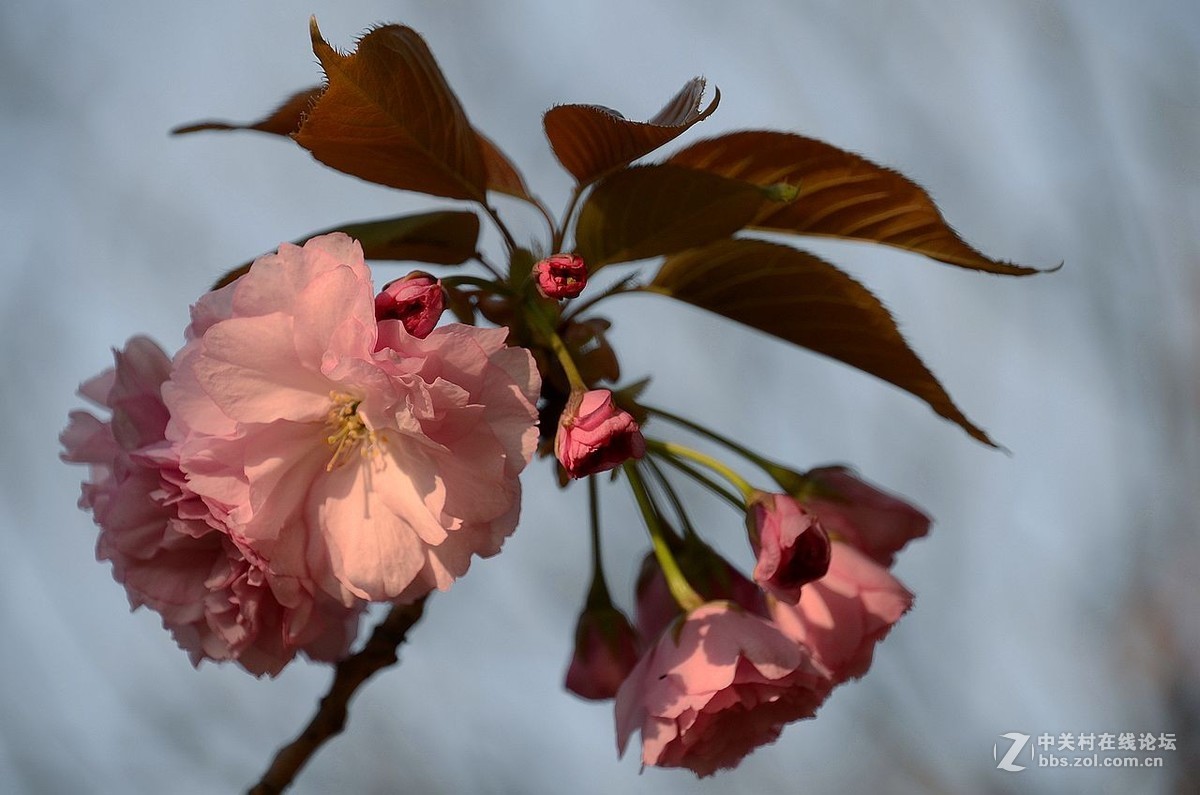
(3, 0, 1197, 792)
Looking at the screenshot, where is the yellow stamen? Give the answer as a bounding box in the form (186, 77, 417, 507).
(325, 391, 375, 471)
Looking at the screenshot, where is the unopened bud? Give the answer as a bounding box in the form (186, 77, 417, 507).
(747, 491, 831, 604)
(533, 253, 588, 299)
(375, 272, 445, 338)
(555, 389, 645, 478)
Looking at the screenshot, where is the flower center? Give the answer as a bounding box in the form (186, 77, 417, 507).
(325, 392, 374, 471)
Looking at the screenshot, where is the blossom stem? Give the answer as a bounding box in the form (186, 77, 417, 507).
(643, 456, 698, 540)
(645, 439, 755, 502)
(246, 596, 428, 795)
(624, 462, 705, 613)
(585, 475, 613, 607)
(643, 404, 766, 466)
(549, 328, 588, 391)
(482, 203, 520, 255)
(643, 405, 810, 495)
(650, 449, 743, 510)
(527, 305, 588, 391)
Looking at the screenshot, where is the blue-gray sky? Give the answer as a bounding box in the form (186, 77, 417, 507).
(3, 1, 1197, 792)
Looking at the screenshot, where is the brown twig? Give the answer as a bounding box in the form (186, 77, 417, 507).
(247, 596, 430, 795)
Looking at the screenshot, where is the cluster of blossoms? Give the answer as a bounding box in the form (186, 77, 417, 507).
(566, 461, 928, 774)
(62, 19, 1035, 789)
(64, 232, 929, 775)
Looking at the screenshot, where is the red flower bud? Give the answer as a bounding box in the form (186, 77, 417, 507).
(555, 389, 645, 478)
(747, 492, 831, 604)
(533, 253, 588, 299)
(374, 272, 444, 338)
(565, 604, 640, 700)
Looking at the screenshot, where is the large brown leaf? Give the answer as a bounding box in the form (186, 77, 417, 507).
(293, 20, 488, 201)
(649, 238, 995, 445)
(212, 211, 480, 289)
(574, 164, 769, 268)
(544, 78, 719, 185)
(174, 81, 531, 203)
(668, 131, 1043, 275)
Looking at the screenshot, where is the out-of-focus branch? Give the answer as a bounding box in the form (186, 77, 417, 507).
(247, 596, 430, 795)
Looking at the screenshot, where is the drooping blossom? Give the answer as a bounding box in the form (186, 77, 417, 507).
(533, 252, 588, 299)
(769, 542, 913, 684)
(555, 389, 645, 478)
(163, 233, 541, 606)
(565, 602, 641, 701)
(746, 491, 831, 604)
(374, 271, 444, 338)
(61, 337, 361, 676)
(615, 601, 831, 777)
(800, 466, 930, 566)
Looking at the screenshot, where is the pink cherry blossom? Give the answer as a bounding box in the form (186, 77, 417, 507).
(769, 542, 914, 684)
(555, 389, 645, 478)
(61, 337, 361, 677)
(565, 604, 640, 701)
(747, 491, 831, 604)
(616, 601, 831, 776)
(801, 466, 930, 566)
(374, 271, 444, 338)
(164, 233, 541, 606)
(532, 252, 588, 299)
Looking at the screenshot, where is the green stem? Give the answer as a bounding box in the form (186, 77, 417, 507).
(624, 463, 704, 613)
(526, 304, 587, 391)
(644, 404, 808, 494)
(650, 449, 743, 510)
(646, 439, 756, 501)
(548, 327, 587, 391)
(586, 476, 611, 606)
(643, 456, 697, 540)
(643, 404, 768, 466)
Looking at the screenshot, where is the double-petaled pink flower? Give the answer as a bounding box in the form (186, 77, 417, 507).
(615, 601, 831, 777)
(617, 471, 925, 773)
(61, 337, 361, 676)
(164, 233, 541, 606)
